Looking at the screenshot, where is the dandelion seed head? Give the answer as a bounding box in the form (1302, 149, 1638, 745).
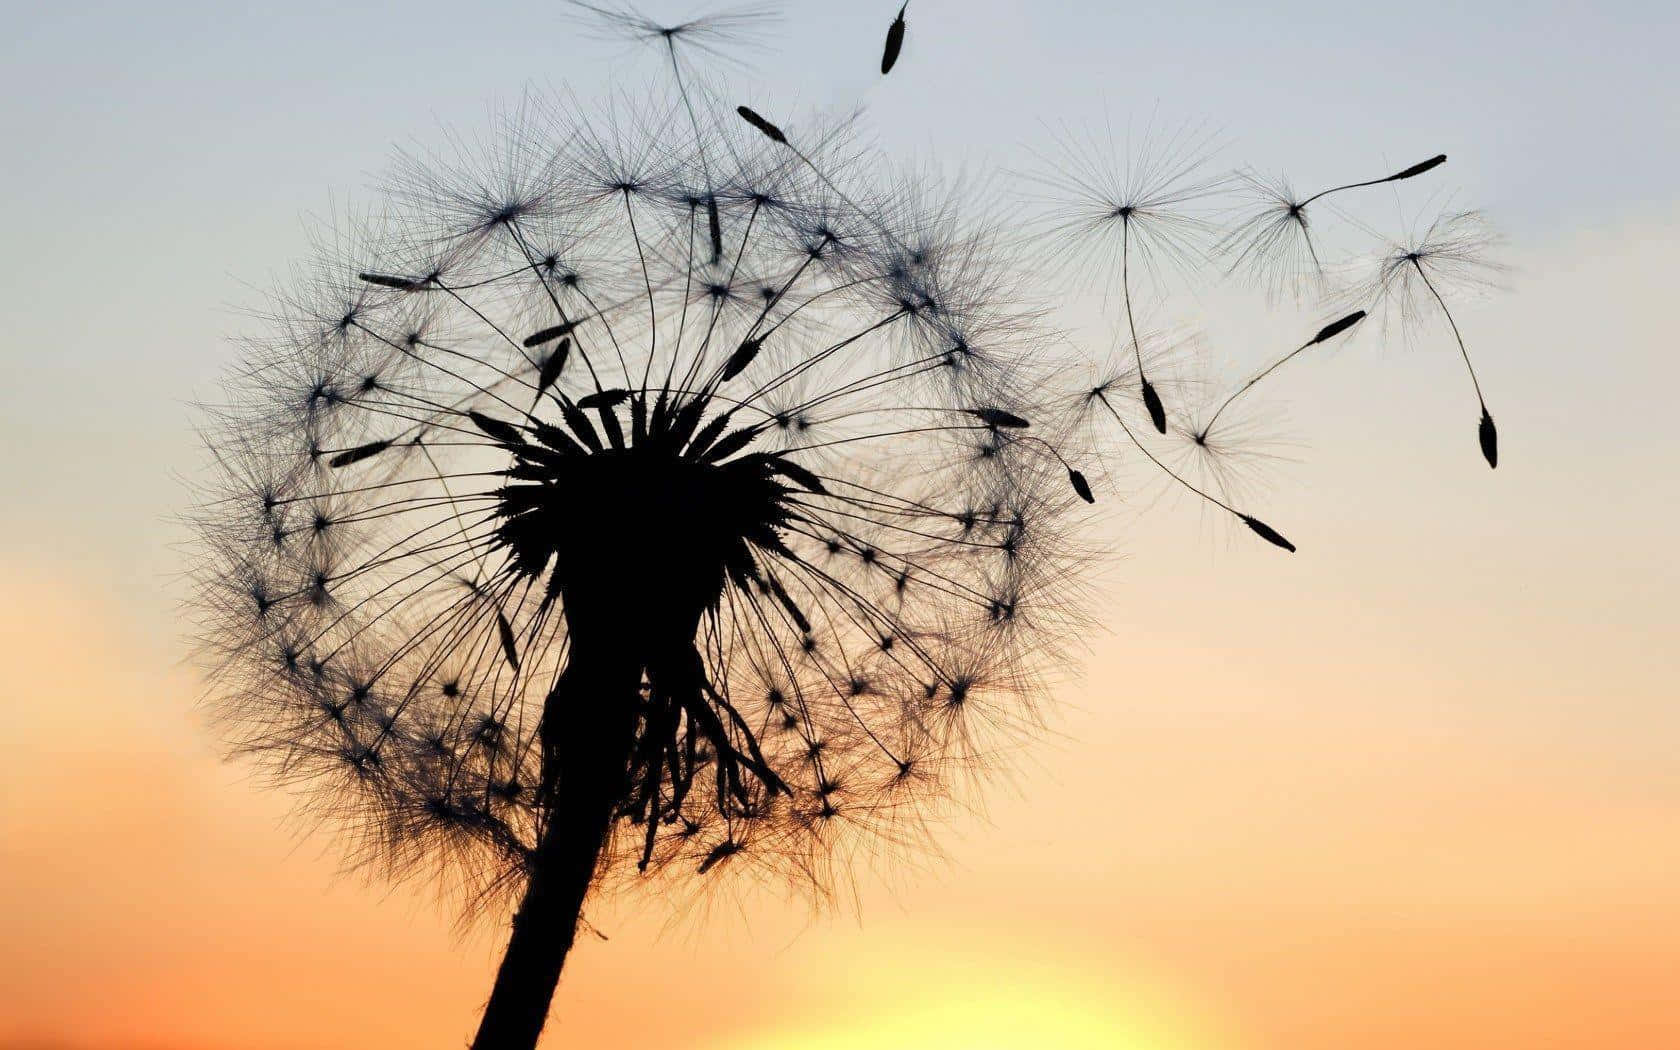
(188, 84, 1089, 921)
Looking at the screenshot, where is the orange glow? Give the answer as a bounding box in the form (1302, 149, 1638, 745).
(5, 549, 1679, 1050)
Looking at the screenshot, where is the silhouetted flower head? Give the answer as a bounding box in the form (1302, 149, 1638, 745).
(188, 88, 1090, 914)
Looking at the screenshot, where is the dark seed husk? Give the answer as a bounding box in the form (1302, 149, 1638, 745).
(328, 440, 392, 468)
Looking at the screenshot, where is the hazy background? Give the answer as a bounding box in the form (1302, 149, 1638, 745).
(2, 2, 1676, 1048)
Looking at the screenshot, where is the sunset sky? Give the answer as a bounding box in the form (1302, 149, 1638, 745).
(3, 2, 1677, 1048)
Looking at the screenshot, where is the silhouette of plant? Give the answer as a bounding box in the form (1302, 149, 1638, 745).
(1032, 125, 1501, 540)
(189, 62, 1090, 1050)
(188, 6, 1507, 1048)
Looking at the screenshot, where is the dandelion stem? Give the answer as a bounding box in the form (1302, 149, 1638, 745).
(620, 189, 657, 383)
(471, 652, 640, 1050)
(665, 37, 723, 263)
(1119, 216, 1168, 434)
(1412, 258, 1497, 467)
(1411, 259, 1487, 410)
(1200, 311, 1365, 438)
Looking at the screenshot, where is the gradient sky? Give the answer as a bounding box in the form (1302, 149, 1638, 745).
(2, 2, 1677, 1048)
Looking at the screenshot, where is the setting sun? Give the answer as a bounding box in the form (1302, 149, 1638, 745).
(714, 953, 1230, 1050)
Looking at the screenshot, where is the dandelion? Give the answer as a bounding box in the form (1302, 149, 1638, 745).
(1023, 116, 1225, 435)
(185, 6, 1516, 1046)
(1223, 153, 1447, 295)
(1347, 206, 1505, 467)
(187, 83, 1091, 1050)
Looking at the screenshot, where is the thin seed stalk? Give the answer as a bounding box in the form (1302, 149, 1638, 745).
(469, 643, 641, 1050)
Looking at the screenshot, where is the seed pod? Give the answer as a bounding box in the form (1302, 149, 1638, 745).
(721, 336, 764, 382)
(969, 407, 1030, 429)
(496, 610, 520, 670)
(329, 440, 392, 469)
(510, 440, 569, 471)
(521, 321, 576, 348)
(1141, 379, 1167, 434)
(1311, 310, 1367, 345)
(502, 461, 551, 481)
(667, 397, 709, 450)
(1479, 409, 1498, 469)
(697, 840, 739, 875)
(766, 455, 826, 495)
(707, 197, 723, 262)
(702, 425, 763, 464)
(558, 397, 603, 453)
(881, 3, 908, 75)
(468, 411, 525, 446)
(577, 388, 631, 411)
(357, 272, 419, 290)
(687, 410, 735, 458)
(765, 574, 812, 633)
(532, 421, 584, 457)
(1068, 468, 1095, 504)
(1388, 154, 1447, 181)
(535, 338, 570, 395)
(597, 401, 625, 450)
(1240, 515, 1296, 553)
(736, 105, 787, 144)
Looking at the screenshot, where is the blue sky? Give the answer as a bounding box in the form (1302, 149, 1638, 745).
(5, 1, 1675, 595)
(1, 1, 1674, 638)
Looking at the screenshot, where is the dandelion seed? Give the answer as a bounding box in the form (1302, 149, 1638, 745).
(534, 338, 571, 396)
(1222, 153, 1447, 295)
(1301, 154, 1448, 206)
(1197, 311, 1366, 442)
(1091, 391, 1294, 553)
(1239, 514, 1295, 553)
(467, 411, 526, 446)
(567, 2, 780, 264)
(1068, 468, 1095, 504)
(881, 2, 908, 75)
(1023, 116, 1225, 433)
(575, 388, 632, 411)
(720, 335, 764, 381)
(736, 104, 787, 144)
(357, 271, 423, 290)
(969, 407, 1031, 429)
(1347, 207, 1504, 469)
(327, 439, 393, 469)
(522, 322, 577, 347)
(495, 610, 520, 670)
